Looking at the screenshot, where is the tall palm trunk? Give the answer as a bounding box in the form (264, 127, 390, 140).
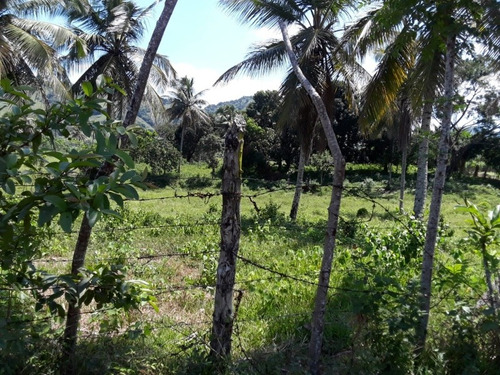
(413, 100, 433, 218)
(279, 21, 346, 375)
(290, 137, 313, 220)
(399, 144, 408, 213)
(416, 32, 456, 353)
(398, 98, 411, 213)
(178, 125, 185, 173)
(61, 2, 178, 372)
(122, 1, 178, 128)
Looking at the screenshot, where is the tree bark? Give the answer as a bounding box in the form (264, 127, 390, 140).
(210, 114, 245, 365)
(413, 100, 432, 218)
(290, 138, 313, 220)
(399, 144, 408, 213)
(279, 21, 346, 375)
(122, 0, 178, 129)
(416, 33, 456, 353)
(61, 1, 178, 370)
(61, 216, 91, 375)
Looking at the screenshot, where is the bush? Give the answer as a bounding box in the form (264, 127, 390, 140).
(130, 130, 180, 175)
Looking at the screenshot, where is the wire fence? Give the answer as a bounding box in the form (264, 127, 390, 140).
(1, 177, 497, 360)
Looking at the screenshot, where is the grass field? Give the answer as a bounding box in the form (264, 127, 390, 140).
(7, 163, 500, 374)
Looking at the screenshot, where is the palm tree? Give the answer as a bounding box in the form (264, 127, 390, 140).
(61, 2, 179, 373)
(279, 90, 317, 220)
(218, 1, 366, 371)
(342, 3, 446, 216)
(165, 76, 211, 173)
(278, 19, 346, 375)
(0, 0, 84, 99)
(345, 0, 500, 354)
(62, 0, 175, 121)
(217, 0, 365, 220)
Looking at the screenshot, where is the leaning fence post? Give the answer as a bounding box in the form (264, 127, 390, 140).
(210, 114, 246, 365)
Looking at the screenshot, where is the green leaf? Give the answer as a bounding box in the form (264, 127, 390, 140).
(3, 178, 16, 195)
(38, 205, 58, 226)
(108, 133, 118, 153)
(92, 193, 110, 210)
(59, 211, 73, 233)
(87, 208, 100, 227)
(114, 185, 139, 200)
(115, 150, 134, 169)
(95, 130, 106, 154)
(4, 153, 18, 168)
(65, 182, 81, 199)
(44, 195, 67, 211)
(108, 192, 124, 208)
(120, 170, 137, 183)
(82, 82, 94, 97)
(68, 160, 101, 169)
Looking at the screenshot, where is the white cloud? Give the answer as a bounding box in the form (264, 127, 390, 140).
(172, 62, 284, 104)
(249, 24, 301, 44)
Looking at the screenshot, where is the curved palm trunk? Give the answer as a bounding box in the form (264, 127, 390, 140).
(122, 0, 178, 128)
(279, 21, 346, 375)
(413, 100, 433, 218)
(290, 138, 313, 220)
(61, 2, 178, 371)
(416, 32, 456, 354)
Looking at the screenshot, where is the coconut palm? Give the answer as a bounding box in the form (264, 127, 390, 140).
(342, 2, 447, 217)
(0, 0, 84, 99)
(345, 0, 500, 354)
(61, 0, 175, 121)
(165, 76, 211, 173)
(217, 0, 366, 220)
(218, 1, 368, 371)
(61, 2, 179, 372)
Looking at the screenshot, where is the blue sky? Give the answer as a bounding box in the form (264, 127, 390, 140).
(147, 0, 286, 104)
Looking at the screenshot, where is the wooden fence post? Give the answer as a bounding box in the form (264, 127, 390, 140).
(210, 114, 245, 365)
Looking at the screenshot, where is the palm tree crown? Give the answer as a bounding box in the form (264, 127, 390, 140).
(165, 76, 211, 172)
(62, 0, 175, 121)
(0, 0, 83, 98)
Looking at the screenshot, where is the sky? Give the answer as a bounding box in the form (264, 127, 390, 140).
(146, 0, 287, 104)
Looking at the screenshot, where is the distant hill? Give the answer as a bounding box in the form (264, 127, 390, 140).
(205, 96, 253, 114)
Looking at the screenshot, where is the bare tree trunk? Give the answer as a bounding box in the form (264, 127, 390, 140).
(413, 100, 432, 218)
(399, 144, 408, 213)
(61, 216, 91, 375)
(61, 2, 178, 370)
(210, 114, 245, 366)
(279, 21, 346, 375)
(416, 33, 456, 354)
(122, 0, 178, 129)
(290, 138, 313, 220)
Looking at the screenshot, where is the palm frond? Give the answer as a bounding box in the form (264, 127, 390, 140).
(215, 39, 288, 84)
(358, 29, 416, 135)
(4, 22, 56, 72)
(218, 0, 301, 28)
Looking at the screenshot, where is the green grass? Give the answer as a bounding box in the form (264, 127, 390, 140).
(7, 163, 500, 374)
